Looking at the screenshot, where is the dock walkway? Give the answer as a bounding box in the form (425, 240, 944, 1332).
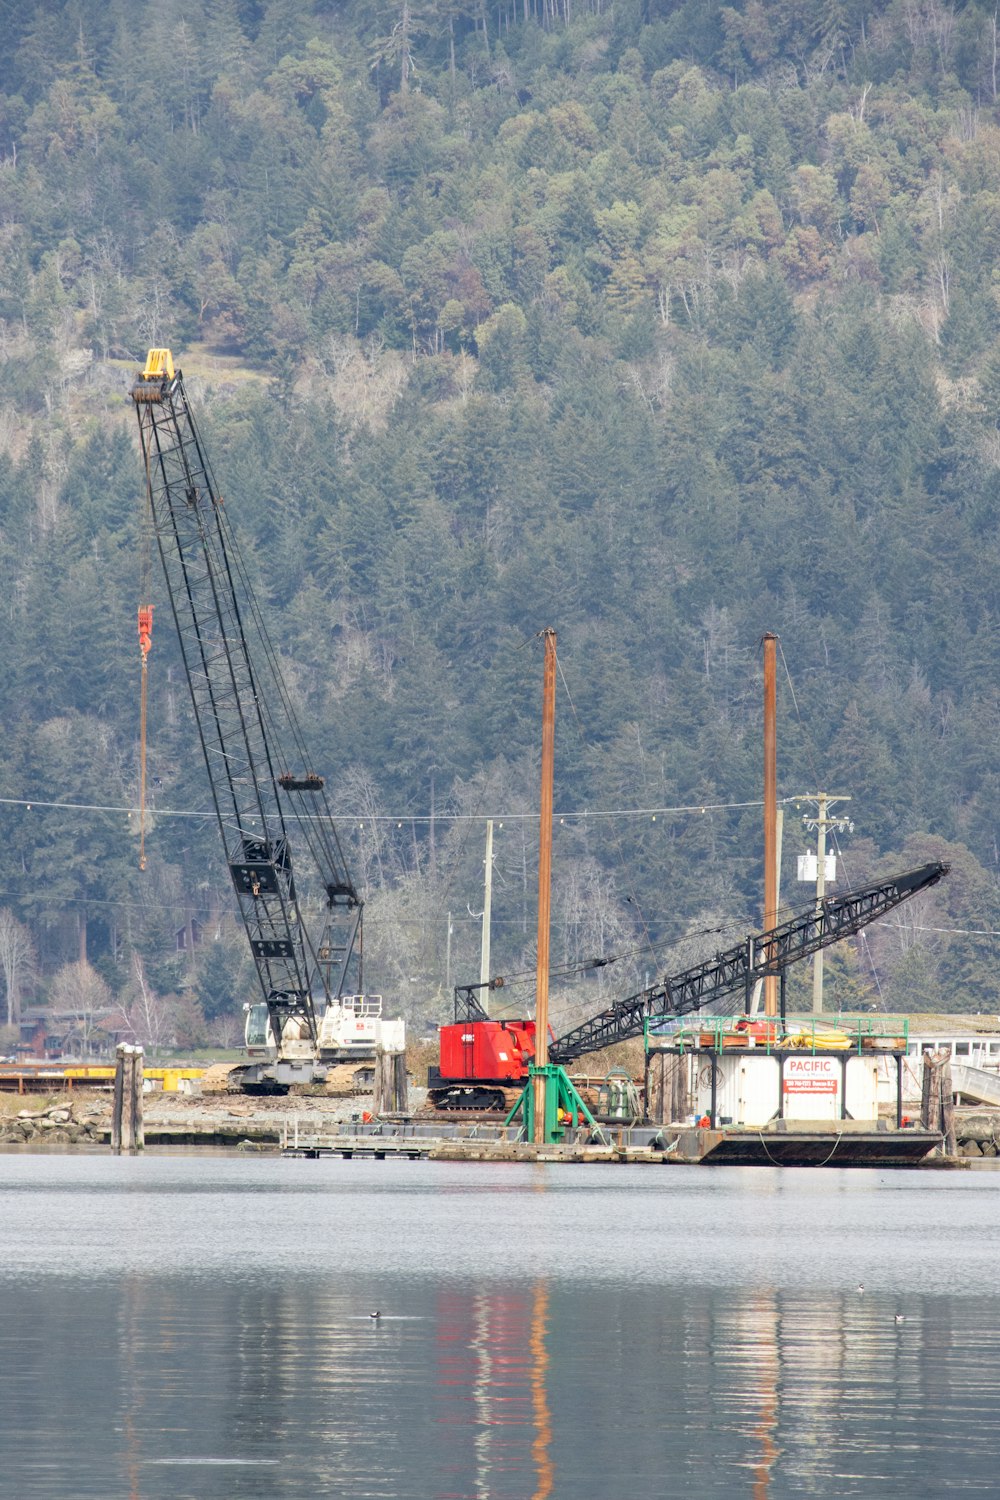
(279, 1117, 945, 1167)
(280, 1117, 644, 1162)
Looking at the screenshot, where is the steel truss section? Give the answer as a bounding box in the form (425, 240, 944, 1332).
(550, 862, 948, 1063)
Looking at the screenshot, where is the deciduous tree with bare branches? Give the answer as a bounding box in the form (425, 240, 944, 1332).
(49, 960, 112, 1056)
(0, 908, 36, 1029)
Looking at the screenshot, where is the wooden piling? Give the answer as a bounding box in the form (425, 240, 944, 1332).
(374, 1047, 388, 1114)
(645, 1051, 688, 1125)
(112, 1044, 144, 1155)
(374, 1044, 407, 1115)
(130, 1045, 145, 1152)
(921, 1049, 955, 1154)
(112, 1045, 125, 1154)
(939, 1054, 956, 1157)
(920, 1050, 940, 1132)
(392, 1051, 407, 1112)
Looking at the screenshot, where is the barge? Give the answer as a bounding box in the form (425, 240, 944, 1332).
(642, 1013, 943, 1166)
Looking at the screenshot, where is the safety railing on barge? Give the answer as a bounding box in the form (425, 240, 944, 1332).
(644, 1014, 911, 1055)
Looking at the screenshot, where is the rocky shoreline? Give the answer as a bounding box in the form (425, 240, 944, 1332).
(1, 1099, 109, 1146)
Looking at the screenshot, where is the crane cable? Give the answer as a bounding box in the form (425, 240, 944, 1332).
(137, 415, 154, 872)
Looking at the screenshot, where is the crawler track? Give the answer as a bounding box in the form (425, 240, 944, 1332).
(425, 1085, 525, 1116)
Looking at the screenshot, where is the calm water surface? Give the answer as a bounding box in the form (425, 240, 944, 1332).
(0, 1154, 996, 1499)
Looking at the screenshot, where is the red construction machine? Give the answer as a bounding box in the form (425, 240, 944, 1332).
(432, 979, 543, 1112)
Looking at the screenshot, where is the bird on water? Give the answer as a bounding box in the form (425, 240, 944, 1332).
(856, 1283, 865, 1294)
(370, 1311, 381, 1320)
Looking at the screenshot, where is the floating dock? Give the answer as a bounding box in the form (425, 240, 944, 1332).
(279, 1116, 945, 1167)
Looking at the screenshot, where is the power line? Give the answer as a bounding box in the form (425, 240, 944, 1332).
(907, 924, 1000, 939)
(0, 792, 793, 824)
(0, 796, 214, 820)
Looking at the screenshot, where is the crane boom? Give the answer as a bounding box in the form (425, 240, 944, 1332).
(131, 350, 360, 1056)
(549, 861, 948, 1063)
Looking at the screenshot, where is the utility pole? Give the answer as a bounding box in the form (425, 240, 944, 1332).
(446, 911, 453, 993)
(795, 794, 853, 1014)
(479, 820, 494, 1016)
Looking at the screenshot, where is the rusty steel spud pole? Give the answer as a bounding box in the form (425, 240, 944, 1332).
(763, 633, 778, 1016)
(533, 628, 556, 1142)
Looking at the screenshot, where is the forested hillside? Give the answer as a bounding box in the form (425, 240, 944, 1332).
(1, 0, 999, 1047)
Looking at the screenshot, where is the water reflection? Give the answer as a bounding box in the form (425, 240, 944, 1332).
(695, 1288, 1000, 1496)
(529, 1283, 553, 1500)
(120, 1277, 144, 1500)
(745, 1295, 780, 1499)
(434, 1282, 554, 1499)
(2, 1160, 1000, 1497)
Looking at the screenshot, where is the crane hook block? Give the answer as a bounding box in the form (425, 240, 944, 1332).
(278, 772, 325, 792)
(138, 605, 153, 660)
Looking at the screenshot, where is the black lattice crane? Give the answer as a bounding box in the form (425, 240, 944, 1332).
(132, 349, 360, 1073)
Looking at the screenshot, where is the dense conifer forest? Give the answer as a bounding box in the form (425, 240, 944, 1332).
(1, 0, 999, 1047)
